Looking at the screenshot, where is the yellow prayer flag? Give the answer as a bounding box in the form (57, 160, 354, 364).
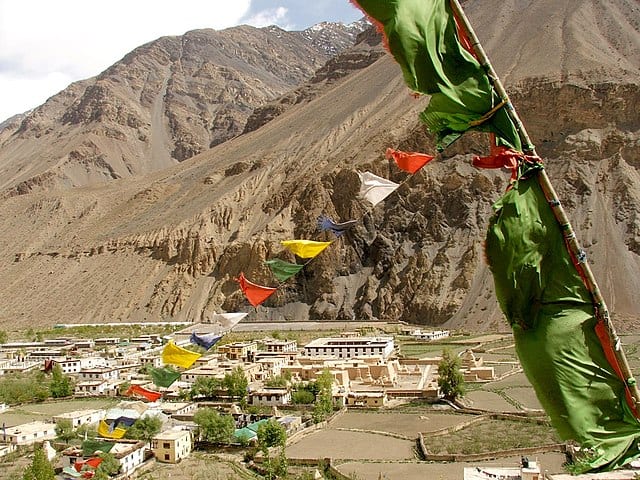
(98, 419, 127, 439)
(281, 240, 332, 259)
(162, 340, 201, 368)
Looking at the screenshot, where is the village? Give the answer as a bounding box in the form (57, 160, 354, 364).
(0, 321, 572, 480)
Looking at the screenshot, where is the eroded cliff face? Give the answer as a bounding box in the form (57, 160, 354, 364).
(2, 74, 638, 331)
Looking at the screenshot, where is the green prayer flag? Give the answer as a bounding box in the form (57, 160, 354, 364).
(485, 173, 640, 473)
(351, 0, 521, 151)
(265, 258, 304, 282)
(82, 439, 114, 457)
(148, 365, 182, 388)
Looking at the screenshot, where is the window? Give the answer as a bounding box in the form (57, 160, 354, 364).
(163, 442, 170, 449)
(164, 454, 170, 460)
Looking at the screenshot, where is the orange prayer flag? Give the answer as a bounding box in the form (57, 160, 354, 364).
(386, 148, 435, 174)
(235, 272, 277, 307)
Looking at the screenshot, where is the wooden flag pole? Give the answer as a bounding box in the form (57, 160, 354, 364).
(448, 0, 640, 409)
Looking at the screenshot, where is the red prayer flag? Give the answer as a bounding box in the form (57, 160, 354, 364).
(235, 272, 277, 307)
(125, 384, 162, 402)
(85, 458, 103, 469)
(472, 134, 540, 182)
(386, 148, 435, 174)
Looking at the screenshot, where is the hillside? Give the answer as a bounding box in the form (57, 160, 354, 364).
(0, 0, 638, 332)
(0, 21, 367, 195)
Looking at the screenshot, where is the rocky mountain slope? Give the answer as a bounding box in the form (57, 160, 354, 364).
(0, 0, 639, 333)
(0, 21, 367, 196)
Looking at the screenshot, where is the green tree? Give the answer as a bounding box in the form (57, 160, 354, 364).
(23, 443, 55, 480)
(125, 415, 162, 444)
(264, 371, 291, 388)
(193, 408, 235, 444)
(190, 376, 222, 399)
(291, 388, 315, 405)
(437, 348, 465, 401)
(257, 419, 287, 451)
(223, 367, 248, 404)
(0, 330, 8, 344)
(263, 447, 288, 480)
(76, 423, 97, 441)
(55, 419, 77, 444)
(49, 364, 74, 398)
(312, 369, 334, 423)
(93, 452, 120, 480)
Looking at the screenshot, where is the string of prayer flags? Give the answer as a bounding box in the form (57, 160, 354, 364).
(385, 148, 435, 174)
(208, 312, 247, 329)
(162, 340, 201, 369)
(236, 272, 277, 307)
(125, 384, 162, 402)
(280, 239, 332, 259)
(317, 215, 358, 237)
(148, 365, 182, 388)
(190, 332, 223, 350)
(97, 420, 126, 439)
(358, 171, 400, 206)
(265, 258, 304, 282)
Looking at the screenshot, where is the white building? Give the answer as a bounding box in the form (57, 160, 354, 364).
(249, 388, 292, 407)
(55, 356, 108, 374)
(152, 429, 193, 463)
(3, 421, 57, 445)
(79, 366, 121, 381)
(261, 339, 297, 353)
(303, 336, 395, 359)
(411, 330, 450, 341)
(53, 409, 104, 428)
(110, 441, 147, 475)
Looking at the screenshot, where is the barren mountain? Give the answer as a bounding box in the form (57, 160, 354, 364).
(0, 0, 638, 333)
(0, 21, 367, 196)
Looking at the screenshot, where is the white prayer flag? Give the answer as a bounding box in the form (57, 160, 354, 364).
(358, 171, 400, 206)
(208, 312, 248, 329)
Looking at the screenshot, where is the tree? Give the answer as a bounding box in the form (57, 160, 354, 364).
(264, 372, 291, 388)
(0, 330, 7, 344)
(125, 415, 162, 444)
(437, 348, 465, 401)
(291, 388, 315, 405)
(49, 364, 74, 398)
(93, 452, 120, 480)
(193, 408, 235, 444)
(263, 447, 288, 480)
(257, 419, 287, 451)
(312, 369, 334, 423)
(223, 367, 248, 404)
(190, 376, 222, 399)
(23, 443, 55, 480)
(55, 419, 76, 444)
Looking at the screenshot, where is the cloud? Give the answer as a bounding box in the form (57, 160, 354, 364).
(242, 7, 292, 29)
(0, 0, 251, 120)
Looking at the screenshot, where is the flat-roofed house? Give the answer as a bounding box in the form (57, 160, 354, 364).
(3, 421, 57, 445)
(152, 429, 192, 463)
(249, 388, 292, 407)
(217, 341, 258, 361)
(53, 409, 104, 428)
(303, 336, 395, 359)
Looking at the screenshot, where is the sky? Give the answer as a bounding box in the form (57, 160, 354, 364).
(0, 0, 363, 122)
